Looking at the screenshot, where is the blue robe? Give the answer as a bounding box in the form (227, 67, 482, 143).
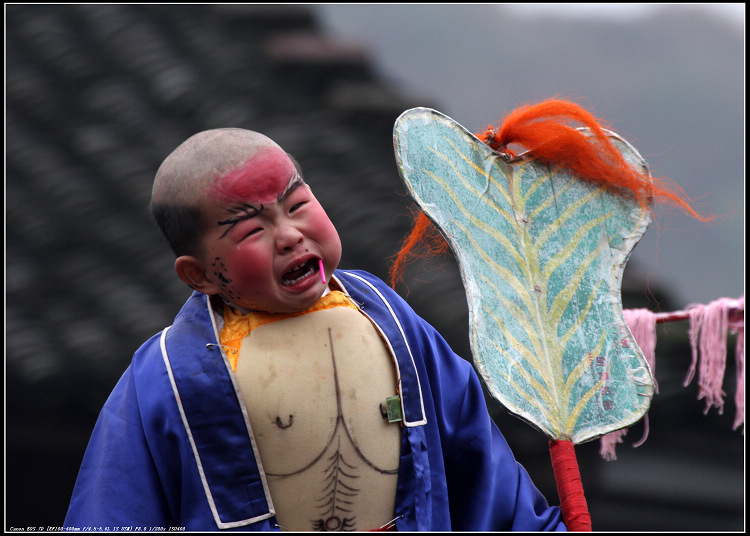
(64, 270, 565, 531)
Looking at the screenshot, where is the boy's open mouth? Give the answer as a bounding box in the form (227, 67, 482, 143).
(281, 258, 319, 287)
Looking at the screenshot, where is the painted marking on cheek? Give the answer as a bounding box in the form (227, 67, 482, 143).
(210, 258, 237, 298)
(208, 147, 293, 202)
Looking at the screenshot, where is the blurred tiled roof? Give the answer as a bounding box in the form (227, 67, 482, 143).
(6, 4, 444, 414)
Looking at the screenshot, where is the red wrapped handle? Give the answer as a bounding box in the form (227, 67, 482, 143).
(549, 439, 592, 531)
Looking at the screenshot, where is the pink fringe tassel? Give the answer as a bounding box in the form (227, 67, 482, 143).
(599, 428, 627, 461)
(624, 309, 659, 395)
(600, 296, 744, 460)
(682, 297, 742, 417)
(729, 296, 744, 432)
(600, 309, 658, 460)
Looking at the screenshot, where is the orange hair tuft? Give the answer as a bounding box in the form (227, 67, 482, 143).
(388, 210, 451, 290)
(476, 99, 710, 218)
(389, 99, 712, 288)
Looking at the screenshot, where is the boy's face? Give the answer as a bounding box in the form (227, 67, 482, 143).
(195, 146, 342, 313)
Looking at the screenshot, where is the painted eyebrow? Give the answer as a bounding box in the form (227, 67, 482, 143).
(277, 172, 305, 203)
(217, 203, 263, 239)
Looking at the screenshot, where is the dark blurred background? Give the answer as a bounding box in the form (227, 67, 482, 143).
(5, 4, 744, 531)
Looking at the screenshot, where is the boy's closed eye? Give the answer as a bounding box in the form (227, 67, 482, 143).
(241, 226, 264, 240)
(234, 200, 305, 241)
(217, 204, 263, 239)
(289, 201, 307, 213)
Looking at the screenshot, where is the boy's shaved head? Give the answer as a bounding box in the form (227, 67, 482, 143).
(152, 128, 281, 208)
(151, 128, 294, 257)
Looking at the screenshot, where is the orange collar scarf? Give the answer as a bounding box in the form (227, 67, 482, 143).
(219, 290, 358, 372)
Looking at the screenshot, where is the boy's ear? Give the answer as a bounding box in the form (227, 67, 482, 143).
(175, 255, 221, 295)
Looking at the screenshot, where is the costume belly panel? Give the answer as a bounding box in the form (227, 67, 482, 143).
(234, 306, 401, 531)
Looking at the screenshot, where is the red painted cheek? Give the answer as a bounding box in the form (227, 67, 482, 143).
(208, 147, 294, 202)
(307, 205, 342, 260)
(229, 244, 274, 282)
(308, 210, 337, 237)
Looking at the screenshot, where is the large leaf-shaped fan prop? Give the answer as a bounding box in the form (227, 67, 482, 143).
(393, 108, 656, 530)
